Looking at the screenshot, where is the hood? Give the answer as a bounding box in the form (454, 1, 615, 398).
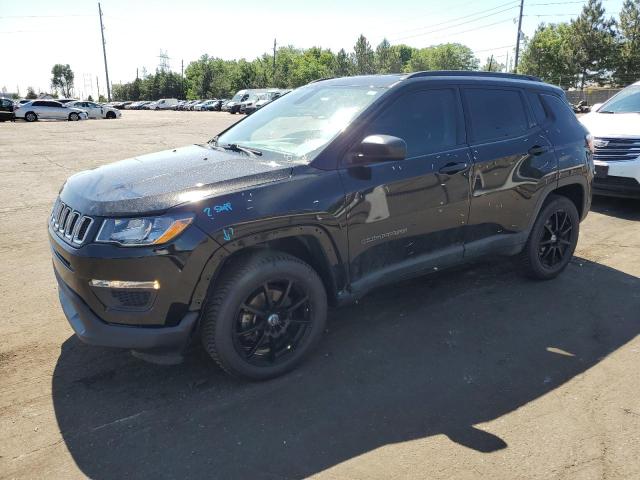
(60, 144, 292, 216)
(579, 112, 640, 137)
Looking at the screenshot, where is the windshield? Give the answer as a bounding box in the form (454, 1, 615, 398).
(230, 92, 245, 102)
(216, 85, 383, 163)
(600, 86, 640, 113)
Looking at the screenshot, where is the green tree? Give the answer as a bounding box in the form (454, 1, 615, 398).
(87, 95, 94, 102)
(519, 23, 578, 87)
(570, 0, 617, 88)
(375, 38, 402, 73)
(334, 48, 353, 77)
(614, 0, 640, 85)
(353, 34, 375, 74)
(98, 94, 107, 103)
(26, 87, 37, 99)
(406, 43, 478, 72)
(51, 64, 74, 97)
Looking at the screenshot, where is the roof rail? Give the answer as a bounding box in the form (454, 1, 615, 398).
(406, 70, 542, 82)
(307, 77, 335, 84)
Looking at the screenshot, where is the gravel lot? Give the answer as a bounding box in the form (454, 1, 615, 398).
(1, 110, 639, 479)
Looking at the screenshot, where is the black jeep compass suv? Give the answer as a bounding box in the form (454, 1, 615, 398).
(50, 71, 593, 380)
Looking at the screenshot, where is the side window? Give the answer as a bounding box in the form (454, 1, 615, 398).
(363, 89, 459, 158)
(32, 101, 44, 107)
(527, 91, 547, 125)
(540, 93, 584, 138)
(464, 88, 529, 142)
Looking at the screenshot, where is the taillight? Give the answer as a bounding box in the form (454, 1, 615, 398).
(586, 133, 594, 154)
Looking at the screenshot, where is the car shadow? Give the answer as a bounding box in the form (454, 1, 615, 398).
(51, 257, 640, 479)
(590, 195, 640, 220)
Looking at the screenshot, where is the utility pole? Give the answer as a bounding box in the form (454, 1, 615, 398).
(514, 0, 524, 72)
(98, 3, 111, 101)
(505, 50, 509, 73)
(96, 76, 100, 100)
(181, 59, 184, 100)
(488, 55, 494, 72)
(273, 38, 277, 79)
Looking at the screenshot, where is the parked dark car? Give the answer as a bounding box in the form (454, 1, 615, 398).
(49, 71, 593, 380)
(0, 97, 15, 121)
(203, 99, 224, 111)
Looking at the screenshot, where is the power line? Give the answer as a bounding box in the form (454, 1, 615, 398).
(390, 5, 518, 41)
(393, 17, 516, 42)
(389, 0, 519, 37)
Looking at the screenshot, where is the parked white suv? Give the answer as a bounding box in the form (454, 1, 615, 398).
(580, 81, 640, 199)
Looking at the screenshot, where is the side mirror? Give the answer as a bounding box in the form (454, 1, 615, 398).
(354, 135, 407, 163)
(592, 103, 603, 112)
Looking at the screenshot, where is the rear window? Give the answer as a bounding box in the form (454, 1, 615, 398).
(464, 88, 529, 142)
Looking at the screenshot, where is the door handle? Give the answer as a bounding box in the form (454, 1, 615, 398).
(528, 145, 549, 156)
(438, 162, 468, 175)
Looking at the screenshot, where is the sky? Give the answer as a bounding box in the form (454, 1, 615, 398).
(0, 0, 626, 99)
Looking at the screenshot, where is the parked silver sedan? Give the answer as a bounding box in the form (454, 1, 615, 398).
(65, 101, 121, 119)
(14, 100, 88, 122)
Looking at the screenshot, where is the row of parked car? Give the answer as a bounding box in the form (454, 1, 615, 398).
(0, 97, 121, 122)
(103, 88, 291, 116)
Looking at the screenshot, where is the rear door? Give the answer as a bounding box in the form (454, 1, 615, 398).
(47, 101, 67, 119)
(461, 86, 558, 256)
(340, 87, 472, 288)
(31, 101, 50, 119)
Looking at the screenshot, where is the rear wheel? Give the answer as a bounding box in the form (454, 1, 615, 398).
(106, 111, 116, 119)
(520, 194, 579, 280)
(201, 251, 327, 380)
(69, 112, 80, 121)
(25, 111, 37, 122)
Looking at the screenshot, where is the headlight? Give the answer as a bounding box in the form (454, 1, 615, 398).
(96, 214, 193, 246)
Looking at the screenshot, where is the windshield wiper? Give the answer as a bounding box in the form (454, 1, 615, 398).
(220, 143, 263, 157)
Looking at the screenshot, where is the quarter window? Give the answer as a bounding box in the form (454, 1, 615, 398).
(364, 89, 459, 158)
(464, 88, 529, 142)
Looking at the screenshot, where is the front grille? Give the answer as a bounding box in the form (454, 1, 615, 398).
(595, 175, 640, 187)
(50, 198, 94, 246)
(593, 137, 640, 162)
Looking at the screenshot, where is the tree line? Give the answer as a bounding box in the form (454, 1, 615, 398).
(519, 0, 640, 88)
(111, 37, 479, 101)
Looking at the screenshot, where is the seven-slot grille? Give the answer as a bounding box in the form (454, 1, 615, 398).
(50, 198, 94, 245)
(593, 137, 640, 162)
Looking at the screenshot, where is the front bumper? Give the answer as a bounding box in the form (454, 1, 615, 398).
(56, 270, 198, 352)
(594, 158, 640, 198)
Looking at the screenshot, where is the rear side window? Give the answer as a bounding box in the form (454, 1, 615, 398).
(364, 89, 459, 158)
(464, 88, 529, 142)
(32, 101, 45, 106)
(540, 94, 583, 135)
(527, 91, 547, 125)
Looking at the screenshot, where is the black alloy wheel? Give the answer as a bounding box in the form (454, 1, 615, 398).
(201, 251, 327, 380)
(233, 279, 313, 366)
(537, 210, 573, 268)
(520, 194, 580, 280)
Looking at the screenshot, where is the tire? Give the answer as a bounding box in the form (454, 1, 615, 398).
(25, 111, 37, 122)
(69, 112, 80, 121)
(520, 194, 580, 280)
(201, 250, 327, 380)
(106, 111, 116, 119)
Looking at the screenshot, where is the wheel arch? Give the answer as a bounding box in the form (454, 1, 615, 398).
(190, 227, 346, 311)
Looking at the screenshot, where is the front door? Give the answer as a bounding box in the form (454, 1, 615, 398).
(339, 87, 472, 291)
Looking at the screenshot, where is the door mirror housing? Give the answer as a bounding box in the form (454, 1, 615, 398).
(354, 135, 407, 164)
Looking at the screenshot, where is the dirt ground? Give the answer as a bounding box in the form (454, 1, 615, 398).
(1, 110, 639, 480)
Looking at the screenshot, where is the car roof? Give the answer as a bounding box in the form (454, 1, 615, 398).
(311, 71, 559, 92)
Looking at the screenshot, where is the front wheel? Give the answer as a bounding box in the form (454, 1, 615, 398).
(69, 112, 80, 121)
(520, 194, 580, 280)
(201, 251, 327, 380)
(25, 111, 37, 122)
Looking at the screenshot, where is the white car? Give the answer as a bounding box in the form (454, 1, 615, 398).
(65, 101, 121, 119)
(580, 81, 640, 199)
(14, 100, 88, 122)
(148, 98, 178, 110)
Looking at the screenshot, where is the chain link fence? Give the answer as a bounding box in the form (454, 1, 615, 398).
(564, 89, 622, 105)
